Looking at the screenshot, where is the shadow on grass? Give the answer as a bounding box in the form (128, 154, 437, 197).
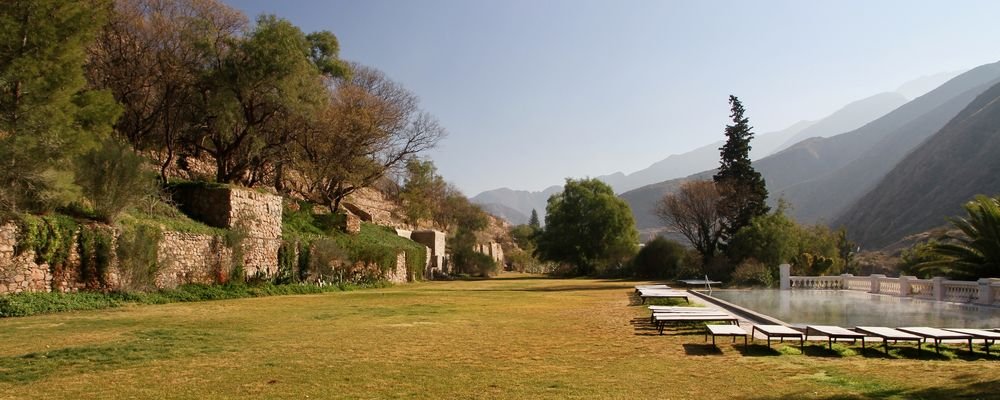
(735, 344, 783, 357)
(748, 378, 1000, 400)
(682, 343, 723, 356)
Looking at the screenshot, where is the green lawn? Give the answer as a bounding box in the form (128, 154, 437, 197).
(1, 274, 999, 399)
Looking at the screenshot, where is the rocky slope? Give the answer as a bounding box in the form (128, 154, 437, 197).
(835, 80, 1000, 249)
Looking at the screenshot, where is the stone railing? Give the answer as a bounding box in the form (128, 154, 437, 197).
(779, 264, 1000, 306)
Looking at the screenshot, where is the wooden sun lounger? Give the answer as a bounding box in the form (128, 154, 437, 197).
(648, 306, 716, 323)
(944, 328, 1000, 356)
(853, 326, 923, 353)
(650, 310, 731, 324)
(639, 290, 689, 304)
(706, 324, 748, 350)
(752, 325, 803, 350)
(804, 325, 866, 350)
(634, 284, 671, 293)
(653, 314, 739, 334)
(897, 327, 973, 354)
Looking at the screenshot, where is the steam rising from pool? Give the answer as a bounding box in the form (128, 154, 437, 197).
(708, 290, 1000, 328)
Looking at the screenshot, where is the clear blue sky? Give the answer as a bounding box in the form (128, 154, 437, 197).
(225, 0, 1000, 196)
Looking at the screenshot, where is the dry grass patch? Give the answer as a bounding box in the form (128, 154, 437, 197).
(1, 273, 999, 399)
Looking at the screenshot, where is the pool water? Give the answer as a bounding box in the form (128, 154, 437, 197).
(707, 289, 1000, 329)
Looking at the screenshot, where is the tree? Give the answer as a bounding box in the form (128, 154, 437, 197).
(187, 14, 331, 185)
(632, 237, 687, 279)
(655, 180, 724, 269)
(916, 195, 1000, 280)
(535, 178, 638, 276)
(0, 0, 121, 212)
(288, 65, 444, 211)
(528, 209, 541, 230)
(714, 95, 769, 244)
(399, 159, 447, 224)
(87, 0, 246, 182)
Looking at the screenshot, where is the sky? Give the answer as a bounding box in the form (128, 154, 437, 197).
(225, 0, 1000, 196)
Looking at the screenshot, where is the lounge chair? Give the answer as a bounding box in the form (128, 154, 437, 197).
(853, 326, 923, 353)
(751, 325, 803, 350)
(706, 324, 749, 350)
(634, 284, 671, 293)
(639, 290, 689, 304)
(653, 314, 739, 334)
(896, 327, 973, 354)
(943, 328, 1000, 356)
(648, 307, 725, 323)
(804, 325, 866, 350)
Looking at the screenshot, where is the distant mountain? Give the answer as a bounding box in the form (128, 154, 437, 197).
(599, 120, 814, 194)
(622, 60, 1000, 231)
(772, 62, 1000, 224)
(835, 80, 1000, 249)
(896, 71, 964, 100)
(479, 202, 530, 226)
(471, 185, 561, 225)
(770, 92, 908, 154)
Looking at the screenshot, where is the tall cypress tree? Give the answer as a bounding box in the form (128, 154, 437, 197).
(714, 95, 769, 245)
(528, 209, 541, 230)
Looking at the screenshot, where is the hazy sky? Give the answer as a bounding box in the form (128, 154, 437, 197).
(225, 0, 1000, 196)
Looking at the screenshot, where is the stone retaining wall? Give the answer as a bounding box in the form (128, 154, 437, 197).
(156, 231, 233, 289)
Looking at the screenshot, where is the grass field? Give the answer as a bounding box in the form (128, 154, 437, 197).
(1, 274, 998, 399)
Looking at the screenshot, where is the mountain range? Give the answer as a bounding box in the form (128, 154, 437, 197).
(835, 79, 1000, 248)
(474, 88, 912, 223)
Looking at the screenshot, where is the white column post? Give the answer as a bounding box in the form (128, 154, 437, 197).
(977, 278, 994, 305)
(899, 275, 912, 297)
(870, 274, 885, 294)
(932, 277, 946, 301)
(840, 273, 852, 290)
(779, 264, 791, 290)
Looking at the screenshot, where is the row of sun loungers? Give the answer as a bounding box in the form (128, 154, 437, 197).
(633, 285, 1000, 355)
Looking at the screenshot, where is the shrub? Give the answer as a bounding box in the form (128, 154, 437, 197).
(632, 237, 687, 279)
(116, 224, 163, 292)
(731, 258, 774, 287)
(75, 139, 156, 223)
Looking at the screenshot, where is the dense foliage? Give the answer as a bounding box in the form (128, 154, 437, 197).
(631, 237, 689, 279)
(535, 178, 638, 276)
(914, 195, 1000, 279)
(714, 95, 769, 247)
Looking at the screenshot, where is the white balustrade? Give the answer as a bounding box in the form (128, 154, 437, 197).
(942, 280, 979, 303)
(909, 279, 934, 300)
(779, 270, 998, 304)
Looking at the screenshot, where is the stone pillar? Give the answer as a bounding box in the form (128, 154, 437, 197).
(899, 275, 912, 297)
(977, 278, 995, 305)
(870, 274, 886, 294)
(840, 273, 853, 290)
(779, 264, 791, 290)
(932, 277, 946, 301)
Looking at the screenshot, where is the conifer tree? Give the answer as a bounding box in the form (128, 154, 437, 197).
(528, 209, 541, 231)
(713, 95, 769, 245)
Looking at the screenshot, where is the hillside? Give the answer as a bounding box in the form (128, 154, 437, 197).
(770, 92, 908, 153)
(471, 185, 561, 224)
(834, 80, 1000, 249)
(622, 60, 1000, 230)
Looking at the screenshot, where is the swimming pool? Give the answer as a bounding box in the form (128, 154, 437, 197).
(706, 289, 1000, 329)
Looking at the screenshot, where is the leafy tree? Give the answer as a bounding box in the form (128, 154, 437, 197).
(528, 209, 541, 230)
(632, 236, 687, 279)
(727, 203, 847, 276)
(916, 195, 1000, 280)
(398, 159, 447, 224)
(0, 0, 121, 212)
(289, 65, 443, 211)
(87, 0, 246, 182)
(655, 180, 724, 267)
(187, 14, 329, 185)
(714, 95, 769, 245)
(535, 178, 638, 276)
